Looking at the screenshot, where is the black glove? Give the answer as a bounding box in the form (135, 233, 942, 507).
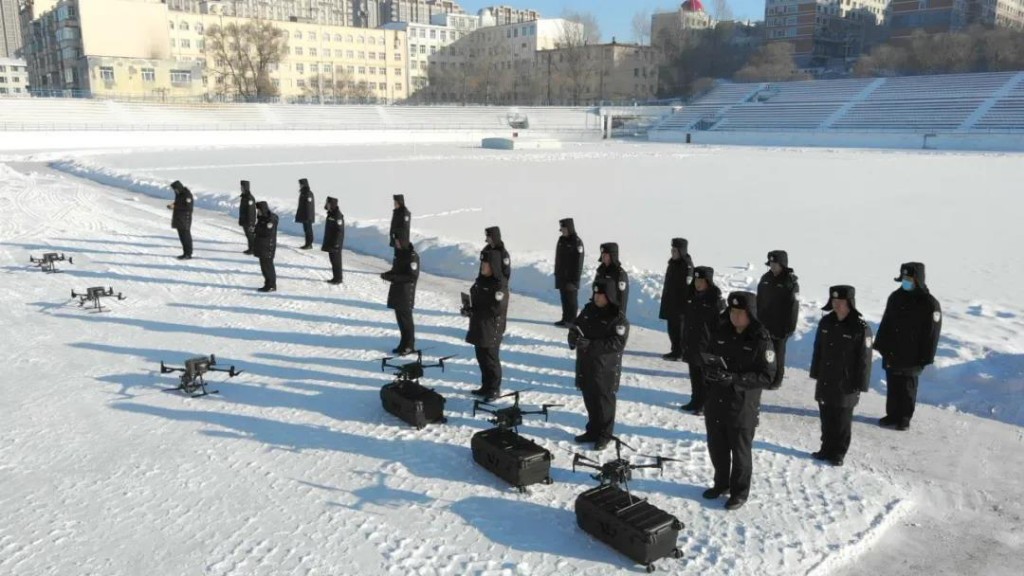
(459, 307, 470, 317)
(380, 272, 391, 282)
(705, 366, 729, 384)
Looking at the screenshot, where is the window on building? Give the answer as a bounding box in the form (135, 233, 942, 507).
(197, 39, 205, 50)
(441, 31, 447, 41)
(334, 34, 342, 42)
(379, 52, 385, 60)
(369, 67, 376, 75)
(180, 22, 189, 31)
(272, 79, 280, 88)
(419, 45, 426, 54)
(309, 32, 317, 40)
(379, 67, 386, 75)
(634, 68, 639, 77)
(347, 66, 355, 73)
(0, 77, 6, 83)
(170, 70, 191, 84)
(296, 63, 304, 74)
(430, 29, 437, 39)
(310, 48, 317, 56)
(196, 23, 203, 34)
(395, 52, 402, 61)
(295, 31, 303, 39)
(396, 83, 402, 91)
(181, 39, 191, 49)
(297, 79, 306, 87)
(169, 21, 175, 30)
(394, 68, 401, 75)
(369, 52, 377, 60)
(358, 66, 366, 74)
(141, 68, 155, 82)
(358, 36, 365, 43)
(346, 35, 353, 43)
(347, 50, 354, 58)
(335, 49, 344, 57)
(100, 66, 114, 82)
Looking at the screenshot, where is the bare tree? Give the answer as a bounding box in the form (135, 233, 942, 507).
(302, 70, 351, 103)
(734, 42, 809, 82)
(632, 10, 651, 46)
(561, 10, 601, 44)
(206, 19, 288, 102)
(711, 0, 734, 22)
(552, 19, 594, 105)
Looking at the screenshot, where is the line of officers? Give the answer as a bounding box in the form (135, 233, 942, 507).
(168, 182, 942, 512)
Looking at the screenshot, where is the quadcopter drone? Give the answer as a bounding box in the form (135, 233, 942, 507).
(472, 390, 561, 434)
(30, 252, 72, 273)
(572, 436, 679, 502)
(71, 286, 125, 312)
(160, 354, 241, 397)
(380, 350, 454, 383)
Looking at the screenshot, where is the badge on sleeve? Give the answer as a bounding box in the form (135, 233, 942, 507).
(766, 349, 776, 363)
(186, 198, 192, 203)
(404, 215, 410, 222)
(617, 281, 626, 291)
(495, 291, 505, 301)
(266, 222, 273, 228)
(410, 262, 418, 271)
(615, 325, 626, 336)
(933, 311, 941, 323)
(577, 246, 584, 253)
(503, 257, 510, 266)
(248, 200, 254, 205)
(865, 336, 873, 348)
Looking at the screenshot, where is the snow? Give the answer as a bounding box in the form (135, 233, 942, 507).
(1, 136, 1023, 575)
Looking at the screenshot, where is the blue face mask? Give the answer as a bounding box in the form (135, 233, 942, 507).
(901, 279, 916, 291)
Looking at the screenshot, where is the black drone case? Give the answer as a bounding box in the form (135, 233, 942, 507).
(380, 380, 446, 429)
(575, 484, 683, 570)
(471, 427, 553, 490)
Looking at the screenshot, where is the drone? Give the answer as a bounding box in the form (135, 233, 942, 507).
(380, 350, 454, 383)
(472, 390, 561, 434)
(30, 252, 72, 273)
(160, 354, 241, 397)
(71, 286, 125, 312)
(572, 436, 679, 502)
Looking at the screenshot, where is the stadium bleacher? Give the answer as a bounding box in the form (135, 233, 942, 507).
(649, 71, 1024, 136)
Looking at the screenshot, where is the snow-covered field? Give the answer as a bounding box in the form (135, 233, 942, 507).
(1, 137, 1023, 575)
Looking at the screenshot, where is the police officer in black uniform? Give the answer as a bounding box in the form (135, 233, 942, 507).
(389, 194, 411, 248)
(295, 178, 315, 249)
(462, 250, 506, 400)
(253, 201, 279, 292)
(167, 180, 193, 260)
(569, 279, 630, 451)
(381, 236, 420, 355)
(809, 285, 873, 466)
(757, 250, 800, 390)
(554, 217, 584, 327)
(702, 291, 777, 510)
(873, 262, 942, 431)
(322, 196, 345, 284)
(482, 226, 511, 333)
(594, 242, 629, 315)
(238, 180, 257, 255)
(680, 266, 725, 415)
(659, 238, 694, 361)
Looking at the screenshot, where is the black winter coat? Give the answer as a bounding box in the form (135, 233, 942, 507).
(873, 288, 942, 373)
(389, 206, 411, 247)
(594, 265, 630, 314)
(554, 234, 584, 290)
(659, 255, 695, 319)
(321, 208, 345, 253)
(682, 286, 726, 363)
(705, 321, 777, 428)
(570, 303, 629, 392)
(810, 312, 873, 407)
(253, 212, 279, 259)
(295, 188, 315, 223)
(756, 270, 800, 338)
(382, 247, 419, 311)
(238, 191, 256, 228)
(171, 188, 193, 230)
(465, 276, 505, 348)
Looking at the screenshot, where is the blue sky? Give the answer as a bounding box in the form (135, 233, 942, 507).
(459, 1, 765, 43)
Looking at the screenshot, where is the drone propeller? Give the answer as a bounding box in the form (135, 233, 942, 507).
(641, 454, 681, 463)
